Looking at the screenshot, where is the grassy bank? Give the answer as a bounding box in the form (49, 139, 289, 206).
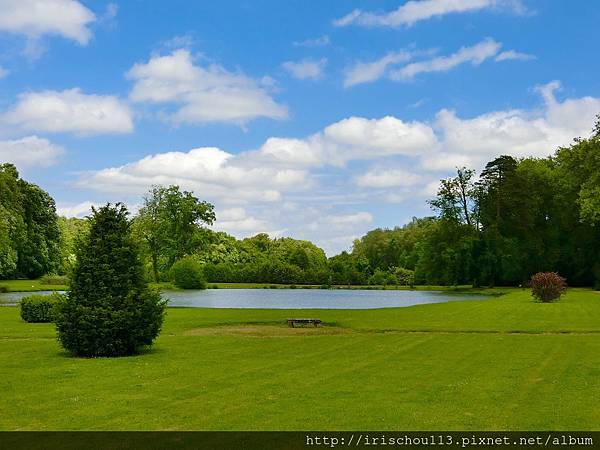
(1, 279, 482, 293)
(1, 288, 599, 430)
(0, 279, 69, 292)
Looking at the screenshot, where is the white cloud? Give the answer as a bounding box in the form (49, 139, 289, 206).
(345, 40, 532, 86)
(334, 0, 528, 28)
(0, 67, 8, 78)
(0, 136, 64, 167)
(419, 152, 473, 171)
(56, 201, 98, 218)
(495, 50, 536, 61)
(390, 39, 502, 80)
(73, 115, 438, 248)
(356, 168, 422, 188)
(127, 49, 287, 125)
(282, 58, 327, 80)
(421, 80, 600, 170)
(0, 0, 95, 44)
(324, 212, 373, 227)
(344, 51, 412, 87)
(212, 207, 274, 236)
(77, 146, 309, 203)
(322, 116, 438, 160)
(2, 88, 133, 135)
(251, 116, 438, 168)
(258, 137, 323, 166)
(74, 81, 600, 254)
(293, 35, 330, 47)
(295, 211, 374, 255)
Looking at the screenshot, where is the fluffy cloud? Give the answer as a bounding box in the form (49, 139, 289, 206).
(74, 115, 438, 248)
(2, 88, 133, 135)
(257, 137, 323, 166)
(212, 207, 275, 236)
(323, 116, 436, 156)
(253, 116, 438, 166)
(77, 146, 309, 203)
(0, 0, 95, 44)
(0, 67, 8, 79)
(75, 81, 600, 254)
(0, 136, 64, 167)
(282, 58, 327, 80)
(127, 49, 287, 125)
(421, 81, 600, 170)
(334, 0, 527, 28)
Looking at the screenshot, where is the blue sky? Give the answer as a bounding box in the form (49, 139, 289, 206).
(1, 0, 599, 254)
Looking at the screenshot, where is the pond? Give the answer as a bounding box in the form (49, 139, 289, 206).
(0, 288, 488, 309)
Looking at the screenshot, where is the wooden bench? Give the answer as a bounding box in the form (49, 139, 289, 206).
(287, 318, 322, 328)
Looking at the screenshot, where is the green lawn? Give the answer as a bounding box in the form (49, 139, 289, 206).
(1, 288, 599, 430)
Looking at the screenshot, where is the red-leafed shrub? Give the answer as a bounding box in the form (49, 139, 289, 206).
(530, 272, 567, 302)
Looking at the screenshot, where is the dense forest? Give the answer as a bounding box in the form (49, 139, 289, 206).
(1, 119, 599, 287)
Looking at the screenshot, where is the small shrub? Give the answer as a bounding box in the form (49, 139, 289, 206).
(394, 267, 415, 286)
(170, 257, 207, 289)
(530, 272, 567, 303)
(40, 274, 70, 285)
(368, 269, 399, 286)
(0, 285, 8, 293)
(20, 293, 64, 323)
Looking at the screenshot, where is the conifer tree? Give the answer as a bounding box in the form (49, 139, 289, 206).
(55, 203, 166, 357)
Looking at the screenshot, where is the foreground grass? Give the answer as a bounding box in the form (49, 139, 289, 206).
(1, 289, 599, 430)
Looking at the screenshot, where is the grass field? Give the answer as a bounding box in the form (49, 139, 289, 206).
(1, 288, 599, 430)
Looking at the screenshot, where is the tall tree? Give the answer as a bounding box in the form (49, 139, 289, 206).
(429, 167, 477, 227)
(16, 181, 61, 278)
(134, 185, 215, 282)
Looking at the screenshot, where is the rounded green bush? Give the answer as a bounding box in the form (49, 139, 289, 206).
(20, 293, 64, 323)
(170, 257, 206, 289)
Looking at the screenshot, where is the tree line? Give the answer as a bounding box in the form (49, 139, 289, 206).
(1, 117, 599, 287)
(0, 164, 61, 279)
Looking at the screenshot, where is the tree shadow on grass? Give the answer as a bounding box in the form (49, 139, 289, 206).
(55, 344, 166, 359)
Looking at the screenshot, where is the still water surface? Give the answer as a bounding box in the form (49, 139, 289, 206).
(0, 288, 488, 309)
